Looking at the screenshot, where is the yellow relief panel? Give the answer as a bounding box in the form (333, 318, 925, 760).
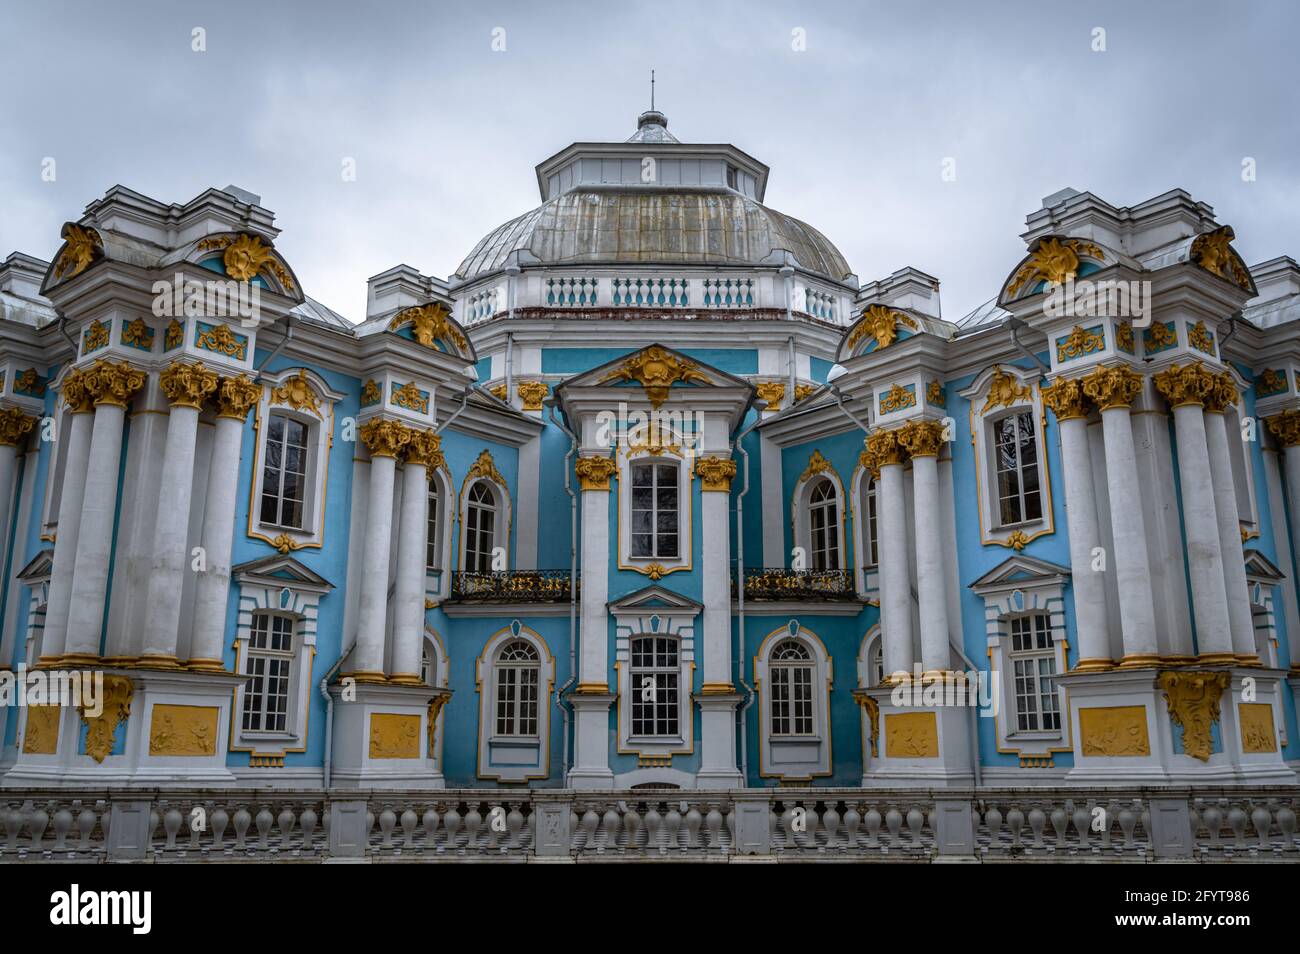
(369, 713, 421, 759)
(149, 704, 219, 756)
(884, 711, 939, 758)
(1079, 705, 1150, 757)
(22, 705, 61, 755)
(1238, 703, 1277, 754)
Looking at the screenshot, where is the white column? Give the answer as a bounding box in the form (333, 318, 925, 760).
(38, 378, 94, 664)
(353, 420, 407, 680)
(1086, 368, 1159, 666)
(902, 422, 949, 675)
(390, 450, 430, 683)
(870, 431, 913, 679)
(697, 454, 741, 785)
(1204, 402, 1256, 663)
(1056, 413, 1112, 668)
(0, 410, 35, 600)
(570, 454, 615, 786)
(141, 362, 216, 666)
(65, 363, 144, 663)
(189, 376, 261, 669)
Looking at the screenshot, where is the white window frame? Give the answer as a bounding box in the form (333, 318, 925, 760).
(791, 456, 847, 574)
(1008, 613, 1061, 734)
(988, 410, 1044, 529)
(421, 628, 450, 765)
(458, 475, 511, 575)
(617, 443, 691, 577)
(241, 611, 297, 734)
(1221, 373, 1260, 538)
(475, 623, 554, 782)
(628, 634, 683, 741)
(768, 640, 817, 738)
(423, 467, 454, 600)
(754, 623, 832, 780)
(628, 459, 682, 561)
(850, 464, 882, 599)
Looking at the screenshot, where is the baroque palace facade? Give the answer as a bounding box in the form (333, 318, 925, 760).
(1, 108, 1299, 802)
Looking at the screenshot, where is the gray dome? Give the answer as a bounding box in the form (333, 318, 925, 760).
(455, 189, 853, 282)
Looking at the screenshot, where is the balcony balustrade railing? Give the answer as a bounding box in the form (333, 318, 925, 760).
(737, 567, 856, 601)
(450, 570, 575, 603)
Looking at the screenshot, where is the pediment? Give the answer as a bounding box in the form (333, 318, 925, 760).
(555, 343, 753, 408)
(970, 554, 1071, 594)
(233, 554, 334, 593)
(16, 548, 54, 583)
(608, 584, 703, 617)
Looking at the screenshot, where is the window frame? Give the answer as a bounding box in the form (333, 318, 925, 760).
(768, 640, 817, 738)
(458, 474, 512, 576)
(241, 611, 297, 735)
(629, 460, 681, 561)
(792, 454, 847, 577)
(475, 624, 554, 782)
(989, 409, 1043, 529)
(1007, 613, 1060, 734)
(628, 634, 682, 741)
(754, 624, 833, 780)
(617, 445, 692, 577)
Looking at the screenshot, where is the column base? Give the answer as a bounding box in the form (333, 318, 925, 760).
(695, 690, 744, 788)
(858, 686, 974, 788)
(567, 690, 616, 789)
(326, 680, 446, 789)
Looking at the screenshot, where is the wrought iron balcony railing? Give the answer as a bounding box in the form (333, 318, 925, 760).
(737, 567, 857, 601)
(450, 570, 575, 603)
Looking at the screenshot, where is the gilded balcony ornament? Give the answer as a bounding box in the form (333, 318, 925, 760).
(600, 345, 710, 407)
(14, 368, 45, 397)
(404, 429, 444, 470)
(516, 379, 549, 411)
(1188, 320, 1216, 355)
(982, 367, 1032, 411)
(466, 448, 505, 484)
(216, 374, 263, 421)
(83, 359, 146, 408)
(1081, 365, 1143, 411)
(390, 302, 466, 350)
(794, 383, 816, 403)
(53, 223, 103, 280)
(0, 408, 36, 447)
(164, 319, 184, 351)
(197, 233, 295, 290)
(1157, 670, 1230, 763)
(121, 317, 154, 351)
(897, 419, 945, 458)
(575, 455, 618, 490)
(392, 381, 429, 415)
(270, 534, 305, 554)
(359, 418, 412, 459)
(847, 304, 919, 352)
(1006, 236, 1105, 297)
(271, 369, 323, 417)
(695, 455, 737, 491)
(1153, 362, 1216, 409)
(194, 322, 248, 361)
(754, 381, 786, 409)
(1039, 377, 1091, 421)
(1265, 410, 1300, 447)
(862, 429, 906, 477)
(61, 369, 95, 414)
(361, 379, 382, 406)
(82, 318, 110, 353)
(159, 361, 219, 409)
(1055, 325, 1106, 363)
(1202, 372, 1238, 414)
(878, 383, 915, 414)
(1190, 225, 1252, 291)
(79, 675, 133, 764)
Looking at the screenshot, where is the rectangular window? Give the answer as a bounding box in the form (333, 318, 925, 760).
(630, 462, 679, 559)
(1009, 614, 1059, 732)
(426, 486, 440, 572)
(771, 665, 814, 736)
(494, 664, 539, 736)
(260, 413, 309, 529)
(630, 636, 680, 737)
(242, 613, 295, 733)
(993, 411, 1042, 526)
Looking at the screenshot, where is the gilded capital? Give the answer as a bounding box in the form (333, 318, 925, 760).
(359, 418, 412, 458)
(1081, 364, 1143, 411)
(1153, 362, 1216, 409)
(896, 419, 945, 458)
(1266, 410, 1300, 447)
(82, 359, 146, 409)
(1039, 377, 1091, 421)
(862, 429, 907, 477)
(404, 429, 445, 470)
(695, 455, 737, 491)
(0, 407, 36, 447)
(516, 379, 549, 411)
(754, 381, 786, 409)
(216, 374, 263, 421)
(1202, 372, 1239, 414)
(61, 369, 96, 414)
(158, 361, 219, 409)
(575, 455, 618, 490)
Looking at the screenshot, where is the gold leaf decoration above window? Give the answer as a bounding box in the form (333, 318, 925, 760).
(1006, 237, 1105, 297)
(981, 368, 1032, 412)
(271, 369, 323, 417)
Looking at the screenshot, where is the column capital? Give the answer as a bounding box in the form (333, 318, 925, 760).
(695, 455, 736, 491)
(403, 429, 445, 470)
(359, 418, 412, 458)
(1081, 364, 1143, 410)
(82, 359, 146, 409)
(575, 455, 617, 490)
(896, 419, 945, 458)
(754, 381, 786, 410)
(0, 407, 36, 447)
(1266, 410, 1300, 447)
(1039, 376, 1091, 420)
(515, 379, 549, 411)
(1202, 371, 1238, 414)
(61, 368, 96, 414)
(1153, 361, 1216, 410)
(216, 373, 263, 420)
(158, 360, 219, 409)
(862, 428, 907, 477)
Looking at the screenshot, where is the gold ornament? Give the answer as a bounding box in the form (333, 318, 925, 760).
(488, 383, 507, 401)
(359, 418, 412, 459)
(80, 675, 133, 764)
(148, 704, 218, 756)
(982, 367, 1032, 411)
(1153, 362, 1216, 409)
(1115, 323, 1135, 353)
(1266, 411, 1300, 447)
(897, 419, 945, 458)
(878, 383, 915, 414)
(847, 304, 919, 352)
(1256, 368, 1287, 397)
(644, 563, 668, 581)
(194, 322, 248, 360)
(158, 361, 219, 409)
(1202, 371, 1239, 414)
(216, 374, 263, 421)
(14, 368, 45, 397)
(1040, 377, 1091, 421)
(61, 369, 95, 414)
(53, 224, 102, 280)
(1145, 321, 1177, 350)
(794, 383, 816, 403)
(270, 534, 304, 554)
(361, 379, 382, 406)
(853, 691, 880, 757)
(1238, 703, 1278, 754)
(862, 429, 907, 477)
(884, 711, 939, 758)
(1055, 325, 1106, 363)
(1001, 529, 1030, 551)
(1081, 365, 1143, 411)
(754, 381, 786, 409)
(121, 317, 154, 350)
(271, 369, 322, 417)
(391, 381, 429, 415)
(695, 455, 737, 491)
(1190, 226, 1252, 290)
(1078, 705, 1150, 756)
(164, 319, 184, 350)
(21, 705, 60, 755)
(198, 233, 295, 290)
(82, 359, 146, 408)
(516, 379, 549, 411)
(575, 455, 618, 490)
(600, 346, 710, 407)
(1158, 670, 1230, 763)
(368, 712, 421, 759)
(1006, 237, 1105, 296)
(427, 697, 447, 757)
(404, 429, 445, 470)
(390, 302, 466, 350)
(465, 448, 505, 484)
(799, 449, 834, 482)
(926, 380, 945, 407)
(1188, 320, 1215, 355)
(82, 318, 110, 352)
(0, 408, 36, 447)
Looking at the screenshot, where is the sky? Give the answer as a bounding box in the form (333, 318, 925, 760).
(1, 0, 1297, 324)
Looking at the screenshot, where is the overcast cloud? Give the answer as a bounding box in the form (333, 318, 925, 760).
(1, 0, 1296, 323)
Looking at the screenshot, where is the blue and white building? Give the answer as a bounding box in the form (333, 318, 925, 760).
(2, 108, 1299, 794)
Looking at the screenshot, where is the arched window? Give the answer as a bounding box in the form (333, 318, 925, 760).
(992, 411, 1041, 526)
(769, 640, 815, 736)
(808, 477, 840, 570)
(630, 461, 679, 559)
(426, 481, 441, 572)
(862, 475, 879, 568)
(494, 640, 539, 737)
(260, 412, 309, 529)
(630, 635, 679, 738)
(464, 482, 498, 573)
